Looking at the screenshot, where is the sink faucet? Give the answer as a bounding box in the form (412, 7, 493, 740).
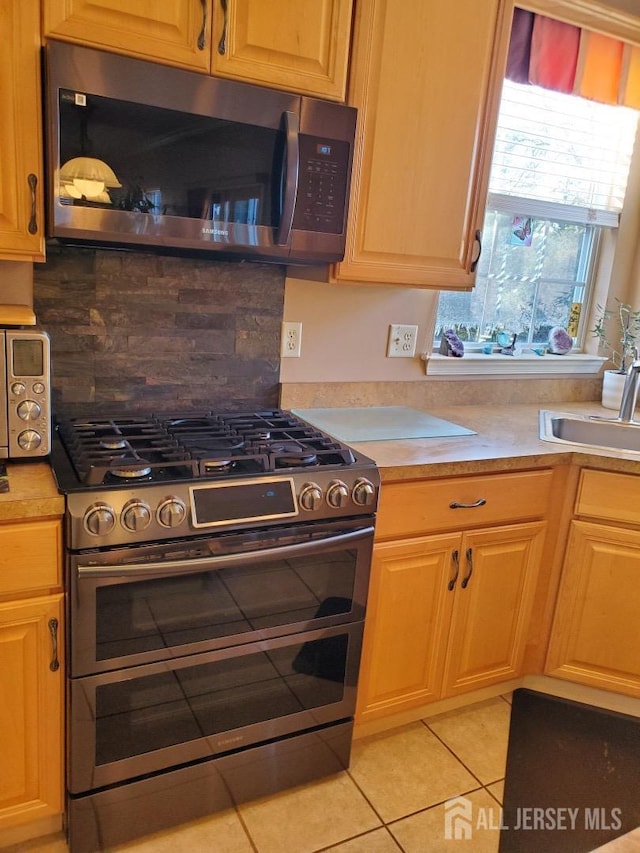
(617, 348, 640, 422)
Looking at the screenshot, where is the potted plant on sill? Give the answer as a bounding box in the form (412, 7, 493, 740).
(592, 299, 640, 409)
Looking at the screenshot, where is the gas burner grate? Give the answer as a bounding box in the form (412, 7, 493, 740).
(55, 409, 356, 487)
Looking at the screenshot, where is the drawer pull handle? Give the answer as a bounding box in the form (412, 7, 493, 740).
(198, 0, 207, 50)
(48, 618, 60, 672)
(471, 229, 482, 272)
(27, 173, 38, 234)
(448, 549, 460, 591)
(461, 548, 474, 589)
(449, 498, 486, 509)
(218, 0, 228, 54)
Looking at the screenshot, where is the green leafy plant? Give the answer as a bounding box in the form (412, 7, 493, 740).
(592, 299, 640, 373)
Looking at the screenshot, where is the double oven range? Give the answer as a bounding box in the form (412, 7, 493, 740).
(50, 409, 379, 852)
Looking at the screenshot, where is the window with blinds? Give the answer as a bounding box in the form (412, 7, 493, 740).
(434, 78, 640, 351)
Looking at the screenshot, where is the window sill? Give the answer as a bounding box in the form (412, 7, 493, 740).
(422, 352, 607, 377)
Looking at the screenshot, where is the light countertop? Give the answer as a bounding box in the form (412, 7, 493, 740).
(341, 402, 640, 480)
(0, 462, 64, 521)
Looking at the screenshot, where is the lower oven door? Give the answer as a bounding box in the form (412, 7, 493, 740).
(69, 518, 374, 676)
(68, 621, 363, 794)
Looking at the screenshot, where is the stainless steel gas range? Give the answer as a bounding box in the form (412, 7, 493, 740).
(50, 409, 379, 853)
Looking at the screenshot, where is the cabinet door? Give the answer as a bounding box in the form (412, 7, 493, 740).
(443, 522, 545, 696)
(211, 0, 353, 100)
(356, 534, 458, 723)
(334, 0, 511, 288)
(43, 0, 211, 71)
(0, 595, 63, 830)
(0, 0, 45, 261)
(546, 520, 640, 697)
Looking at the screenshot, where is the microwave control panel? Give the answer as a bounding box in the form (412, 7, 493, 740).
(294, 135, 350, 234)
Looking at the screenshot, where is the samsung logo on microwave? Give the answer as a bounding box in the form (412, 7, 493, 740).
(202, 227, 230, 237)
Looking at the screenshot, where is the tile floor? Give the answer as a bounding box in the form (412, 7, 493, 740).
(6, 695, 513, 853)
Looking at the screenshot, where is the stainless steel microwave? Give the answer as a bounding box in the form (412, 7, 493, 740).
(0, 331, 51, 459)
(43, 41, 357, 266)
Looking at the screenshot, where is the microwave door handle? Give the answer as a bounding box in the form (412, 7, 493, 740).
(76, 525, 374, 579)
(276, 110, 300, 246)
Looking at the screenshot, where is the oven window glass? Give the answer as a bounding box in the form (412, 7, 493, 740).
(95, 549, 358, 660)
(59, 91, 281, 227)
(94, 633, 348, 765)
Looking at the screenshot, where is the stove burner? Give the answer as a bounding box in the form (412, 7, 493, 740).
(109, 462, 153, 479)
(267, 440, 318, 468)
(100, 438, 128, 450)
(202, 459, 235, 473)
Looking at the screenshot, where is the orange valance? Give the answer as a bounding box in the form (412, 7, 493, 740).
(507, 8, 640, 108)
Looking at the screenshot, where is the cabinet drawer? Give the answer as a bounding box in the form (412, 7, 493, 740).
(576, 469, 640, 525)
(0, 520, 62, 597)
(376, 470, 553, 540)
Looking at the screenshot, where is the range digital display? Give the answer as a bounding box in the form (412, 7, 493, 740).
(190, 478, 298, 527)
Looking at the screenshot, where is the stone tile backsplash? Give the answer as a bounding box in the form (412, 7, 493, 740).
(33, 246, 285, 417)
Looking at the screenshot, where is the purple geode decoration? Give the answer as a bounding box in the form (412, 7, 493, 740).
(439, 328, 465, 357)
(548, 326, 573, 355)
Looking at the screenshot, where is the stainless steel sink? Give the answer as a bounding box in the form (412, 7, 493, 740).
(539, 410, 640, 454)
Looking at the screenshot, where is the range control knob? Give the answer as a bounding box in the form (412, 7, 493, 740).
(17, 429, 42, 451)
(11, 382, 26, 396)
(326, 479, 350, 509)
(299, 482, 323, 511)
(353, 477, 376, 507)
(121, 499, 152, 532)
(17, 399, 42, 421)
(84, 502, 116, 536)
(157, 497, 187, 528)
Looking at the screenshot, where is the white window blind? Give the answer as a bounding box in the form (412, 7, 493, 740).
(489, 79, 639, 219)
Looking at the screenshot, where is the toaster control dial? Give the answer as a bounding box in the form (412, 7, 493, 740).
(17, 399, 42, 421)
(17, 429, 42, 451)
(84, 503, 116, 536)
(157, 497, 187, 528)
(299, 483, 323, 512)
(326, 480, 349, 508)
(122, 499, 152, 532)
(352, 478, 376, 507)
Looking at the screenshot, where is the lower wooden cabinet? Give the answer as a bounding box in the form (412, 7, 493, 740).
(545, 520, 640, 697)
(0, 594, 63, 830)
(357, 521, 546, 723)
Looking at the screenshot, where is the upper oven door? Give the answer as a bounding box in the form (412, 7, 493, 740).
(69, 518, 374, 677)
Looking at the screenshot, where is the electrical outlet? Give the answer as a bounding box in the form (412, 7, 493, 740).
(387, 324, 418, 357)
(281, 321, 302, 358)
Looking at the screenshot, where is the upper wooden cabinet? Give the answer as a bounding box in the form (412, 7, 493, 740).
(333, 0, 512, 289)
(43, 0, 213, 71)
(0, 0, 45, 262)
(43, 0, 354, 100)
(211, 0, 353, 100)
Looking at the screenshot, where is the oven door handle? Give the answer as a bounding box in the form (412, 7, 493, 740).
(76, 525, 374, 579)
